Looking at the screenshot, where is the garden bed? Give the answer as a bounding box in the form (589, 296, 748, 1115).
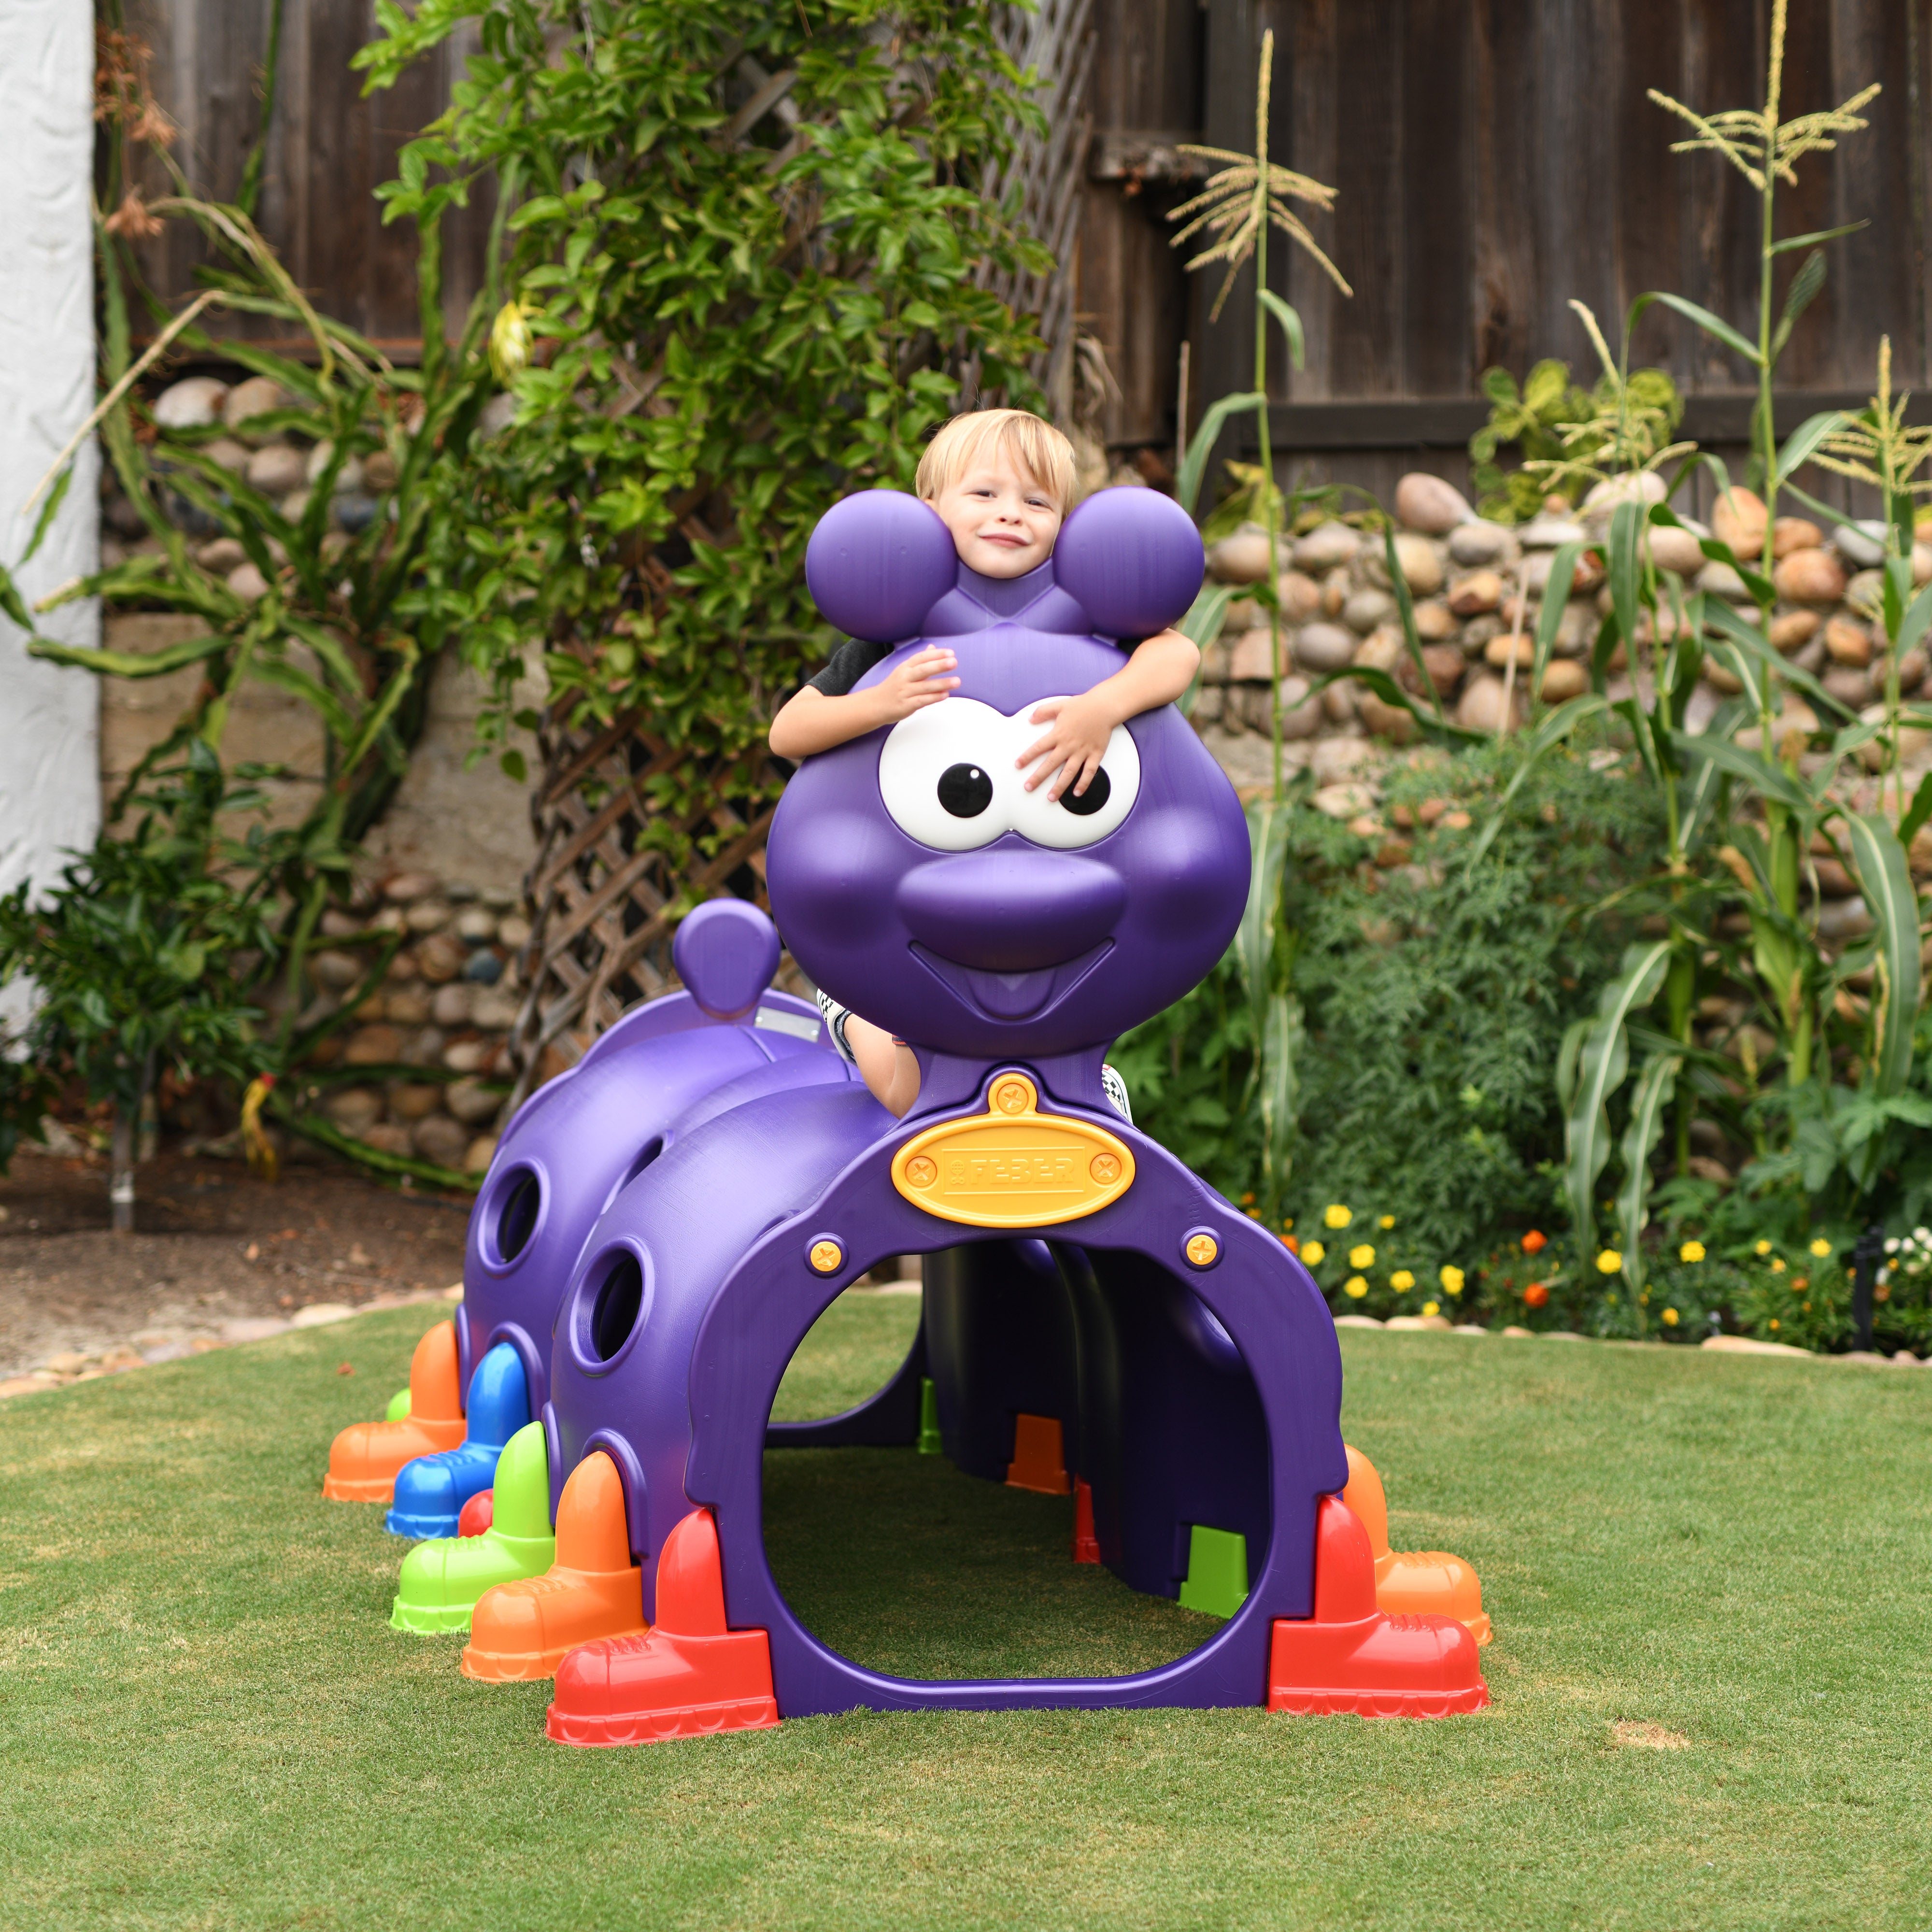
(2, 1293, 1927, 1930)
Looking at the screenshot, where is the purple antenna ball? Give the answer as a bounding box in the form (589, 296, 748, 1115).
(1051, 488, 1205, 640)
(672, 899, 781, 1019)
(805, 491, 957, 644)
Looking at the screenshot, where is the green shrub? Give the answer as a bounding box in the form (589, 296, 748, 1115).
(1116, 729, 1667, 1317)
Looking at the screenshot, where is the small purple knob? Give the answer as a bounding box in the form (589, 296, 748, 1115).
(805, 491, 958, 644)
(672, 900, 781, 1020)
(1052, 488, 1205, 639)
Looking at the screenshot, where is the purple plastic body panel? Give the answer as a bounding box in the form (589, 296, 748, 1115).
(507, 486, 1352, 1716)
(457, 953, 831, 1421)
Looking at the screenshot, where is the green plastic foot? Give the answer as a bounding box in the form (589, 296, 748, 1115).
(1177, 1524, 1249, 1619)
(384, 1385, 412, 1422)
(917, 1376, 942, 1455)
(389, 1421, 556, 1634)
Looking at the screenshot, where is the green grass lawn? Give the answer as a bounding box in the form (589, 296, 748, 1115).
(2, 1294, 1930, 1930)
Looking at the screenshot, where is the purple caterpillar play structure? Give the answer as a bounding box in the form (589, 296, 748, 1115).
(323, 484, 1491, 1742)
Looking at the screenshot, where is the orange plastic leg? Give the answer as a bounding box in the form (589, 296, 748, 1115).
(547, 1508, 779, 1747)
(1006, 1413, 1071, 1495)
(1267, 1497, 1489, 1718)
(1343, 1445, 1493, 1645)
(321, 1321, 467, 1502)
(462, 1451, 647, 1681)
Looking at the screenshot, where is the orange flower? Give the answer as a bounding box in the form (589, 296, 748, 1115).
(1523, 1281, 1550, 1308)
(1521, 1230, 1548, 1255)
(1282, 1234, 1300, 1255)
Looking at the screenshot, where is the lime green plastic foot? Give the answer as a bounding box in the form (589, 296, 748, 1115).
(917, 1376, 941, 1455)
(1177, 1524, 1249, 1619)
(390, 1421, 556, 1634)
(384, 1385, 412, 1422)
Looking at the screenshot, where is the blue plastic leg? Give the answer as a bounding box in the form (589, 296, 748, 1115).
(385, 1343, 530, 1538)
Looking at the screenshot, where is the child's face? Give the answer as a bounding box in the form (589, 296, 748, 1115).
(931, 455, 1063, 579)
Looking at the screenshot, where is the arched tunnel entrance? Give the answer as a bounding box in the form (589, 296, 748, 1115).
(761, 1238, 1271, 1683)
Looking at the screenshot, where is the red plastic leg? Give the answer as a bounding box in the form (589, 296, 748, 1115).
(1267, 1497, 1489, 1719)
(1072, 1478, 1099, 1563)
(457, 1489, 494, 1538)
(546, 1508, 779, 1747)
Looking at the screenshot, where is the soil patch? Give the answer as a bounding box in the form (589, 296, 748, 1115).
(0, 1145, 469, 1379)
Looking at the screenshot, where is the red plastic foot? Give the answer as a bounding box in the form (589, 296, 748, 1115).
(1072, 1478, 1100, 1563)
(457, 1489, 494, 1537)
(546, 1508, 778, 1748)
(1267, 1497, 1489, 1719)
(1006, 1413, 1071, 1494)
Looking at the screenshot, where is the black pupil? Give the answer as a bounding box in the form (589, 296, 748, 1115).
(938, 764, 993, 818)
(1061, 767, 1111, 816)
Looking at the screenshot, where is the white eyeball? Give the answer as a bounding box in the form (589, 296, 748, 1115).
(877, 698, 1019, 851)
(1009, 701, 1140, 849)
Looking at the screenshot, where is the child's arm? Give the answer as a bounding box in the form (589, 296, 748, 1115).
(1016, 628, 1200, 800)
(769, 647, 960, 760)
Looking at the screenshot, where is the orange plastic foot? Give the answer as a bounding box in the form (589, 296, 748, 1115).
(546, 1508, 778, 1747)
(321, 1321, 466, 1502)
(1006, 1413, 1071, 1495)
(464, 1450, 647, 1681)
(1072, 1477, 1100, 1563)
(1267, 1497, 1489, 1719)
(1343, 1445, 1492, 1644)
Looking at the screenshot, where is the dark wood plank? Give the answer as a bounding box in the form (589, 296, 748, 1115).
(1399, 0, 1472, 398)
(1470, 0, 1535, 379)
(1327, 0, 1399, 398)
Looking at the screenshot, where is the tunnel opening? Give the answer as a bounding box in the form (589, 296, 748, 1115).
(760, 1239, 1268, 1683)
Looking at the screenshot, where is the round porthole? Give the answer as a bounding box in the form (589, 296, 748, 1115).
(573, 1247, 650, 1371)
(491, 1166, 541, 1265)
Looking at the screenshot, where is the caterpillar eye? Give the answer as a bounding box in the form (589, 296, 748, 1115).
(1058, 768, 1111, 817)
(938, 764, 994, 818)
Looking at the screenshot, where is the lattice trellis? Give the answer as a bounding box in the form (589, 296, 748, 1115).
(506, 11, 1094, 1103)
(966, 0, 1097, 423)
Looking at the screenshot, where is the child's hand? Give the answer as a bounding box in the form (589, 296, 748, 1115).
(1017, 691, 1120, 800)
(874, 647, 959, 722)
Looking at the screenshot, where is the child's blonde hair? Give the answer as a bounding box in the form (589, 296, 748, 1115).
(915, 409, 1075, 512)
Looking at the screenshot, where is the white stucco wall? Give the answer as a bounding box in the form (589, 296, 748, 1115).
(0, 2, 100, 947)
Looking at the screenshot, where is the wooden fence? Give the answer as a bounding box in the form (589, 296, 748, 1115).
(128, 0, 1931, 509)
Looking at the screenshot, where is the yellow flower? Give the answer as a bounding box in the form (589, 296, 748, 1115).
(1769, 1317, 1781, 1331)
(1343, 1276, 1369, 1299)
(1596, 1249, 1623, 1275)
(1809, 1237, 1832, 1258)
(1349, 1244, 1376, 1269)
(1679, 1240, 1705, 1264)
(1379, 1215, 1395, 1230)
(1301, 1241, 1326, 1266)
(1770, 1258, 1786, 1274)
(1281, 1218, 1294, 1232)
(488, 299, 534, 383)
(1390, 1270, 1415, 1291)
(1422, 1300, 1440, 1317)
(1755, 1239, 1772, 1255)
(1324, 1204, 1353, 1230)
(1662, 1307, 1679, 1326)
(1439, 1264, 1465, 1295)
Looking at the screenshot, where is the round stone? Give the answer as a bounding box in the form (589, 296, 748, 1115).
(1540, 659, 1589, 701)
(1292, 522, 1363, 571)
(385, 871, 440, 904)
(1343, 588, 1394, 634)
(1825, 617, 1875, 667)
(1448, 521, 1513, 567)
(1456, 674, 1520, 733)
(223, 376, 291, 437)
(1773, 547, 1846, 604)
(446, 1079, 501, 1126)
(1712, 488, 1768, 558)
(1293, 622, 1357, 672)
(333, 492, 381, 534)
(246, 443, 307, 497)
(1648, 526, 1705, 576)
(152, 377, 229, 429)
(1391, 532, 1444, 595)
(1772, 516, 1823, 558)
(411, 1114, 471, 1170)
(226, 562, 269, 601)
(462, 951, 504, 986)
(1206, 526, 1274, 585)
(1393, 472, 1473, 535)
(1448, 570, 1503, 617)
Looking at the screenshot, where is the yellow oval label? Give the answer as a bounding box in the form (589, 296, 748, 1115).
(890, 1073, 1135, 1228)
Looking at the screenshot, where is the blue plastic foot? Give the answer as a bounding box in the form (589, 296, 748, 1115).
(385, 1343, 530, 1538)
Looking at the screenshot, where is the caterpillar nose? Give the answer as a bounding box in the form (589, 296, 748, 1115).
(895, 850, 1124, 971)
